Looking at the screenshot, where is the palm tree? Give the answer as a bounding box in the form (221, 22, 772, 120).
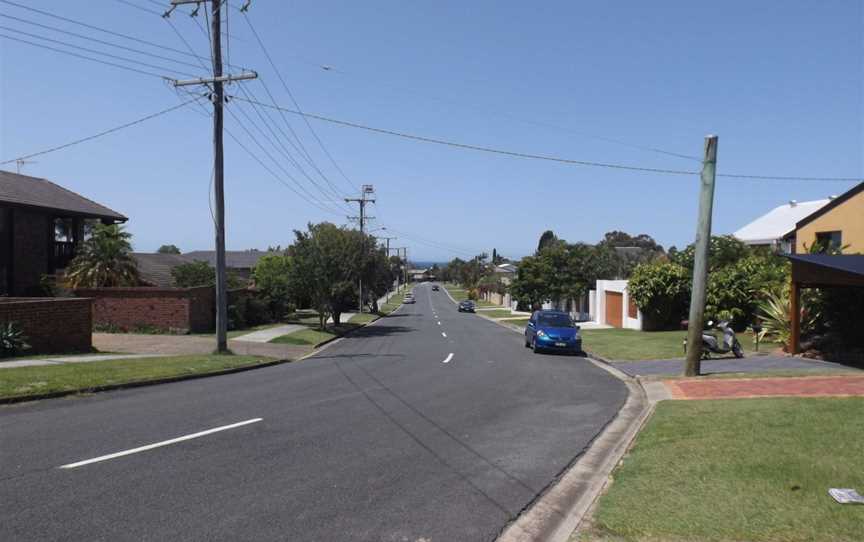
(65, 224, 140, 288)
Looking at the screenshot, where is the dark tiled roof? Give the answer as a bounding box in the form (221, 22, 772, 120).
(785, 254, 864, 276)
(182, 250, 279, 269)
(131, 253, 190, 287)
(0, 170, 126, 220)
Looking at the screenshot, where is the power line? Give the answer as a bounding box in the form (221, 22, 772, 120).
(229, 95, 863, 183)
(0, 0, 245, 68)
(0, 33, 171, 79)
(384, 226, 479, 258)
(233, 86, 354, 212)
(0, 13, 205, 70)
(0, 97, 203, 165)
(187, 12, 347, 203)
(229, 95, 700, 176)
(241, 10, 360, 193)
(225, 104, 351, 216)
(0, 25, 199, 77)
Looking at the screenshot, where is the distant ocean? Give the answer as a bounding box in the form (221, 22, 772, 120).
(411, 261, 447, 268)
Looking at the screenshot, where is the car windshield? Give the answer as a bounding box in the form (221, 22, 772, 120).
(537, 314, 573, 327)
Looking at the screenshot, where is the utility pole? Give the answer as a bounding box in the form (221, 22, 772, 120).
(377, 236, 396, 295)
(392, 246, 407, 292)
(345, 184, 375, 313)
(171, 0, 256, 353)
(684, 135, 719, 377)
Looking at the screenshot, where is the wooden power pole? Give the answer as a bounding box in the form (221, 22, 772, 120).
(345, 185, 375, 313)
(684, 135, 719, 377)
(171, 0, 256, 353)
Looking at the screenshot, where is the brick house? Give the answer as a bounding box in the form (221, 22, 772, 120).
(0, 170, 127, 296)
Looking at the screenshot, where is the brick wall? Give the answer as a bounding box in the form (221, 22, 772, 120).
(0, 297, 93, 354)
(75, 286, 215, 334)
(12, 208, 50, 296)
(74, 287, 254, 334)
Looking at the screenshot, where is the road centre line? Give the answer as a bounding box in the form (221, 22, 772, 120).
(442, 332, 447, 338)
(437, 321, 441, 325)
(59, 418, 263, 469)
(442, 353, 454, 364)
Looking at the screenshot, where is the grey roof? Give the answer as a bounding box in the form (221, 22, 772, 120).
(785, 254, 864, 276)
(182, 250, 279, 269)
(0, 170, 126, 221)
(132, 253, 190, 287)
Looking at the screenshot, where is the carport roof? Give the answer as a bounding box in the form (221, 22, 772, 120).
(785, 254, 864, 277)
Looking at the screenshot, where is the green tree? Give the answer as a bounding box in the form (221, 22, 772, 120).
(537, 230, 558, 253)
(157, 244, 181, 254)
(627, 261, 691, 330)
(251, 253, 293, 318)
(171, 260, 215, 287)
(65, 224, 140, 288)
(289, 223, 362, 329)
(670, 235, 750, 272)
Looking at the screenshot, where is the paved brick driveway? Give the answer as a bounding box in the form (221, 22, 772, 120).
(93, 333, 312, 360)
(665, 375, 864, 400)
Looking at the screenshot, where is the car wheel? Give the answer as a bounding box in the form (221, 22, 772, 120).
(524, 335, 531, 348)
(531, 338, 541, 354)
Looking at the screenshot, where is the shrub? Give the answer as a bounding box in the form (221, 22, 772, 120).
(172, 260, 215, 288)
(705, 255, 789, 330)
(251, 254, 292, 319)
(628, 261, 691, 330)
(0, 321, 30, 357)
(757, 288, 820, 349)
(242, 296, 271, 327)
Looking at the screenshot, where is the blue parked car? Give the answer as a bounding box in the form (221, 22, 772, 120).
(524, 310, 582, 354)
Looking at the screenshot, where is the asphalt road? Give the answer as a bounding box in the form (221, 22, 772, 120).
(0, 283, 627, 542)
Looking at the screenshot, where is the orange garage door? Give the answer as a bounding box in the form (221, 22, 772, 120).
(605, 291, 623, 328)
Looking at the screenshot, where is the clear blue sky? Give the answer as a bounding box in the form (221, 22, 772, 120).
(1, 1, 861, 261)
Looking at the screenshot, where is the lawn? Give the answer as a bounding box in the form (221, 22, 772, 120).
(443, 284, 469, 302)
(581, 328, 769, 361)
(583, 398, 864, 542)
(478, 309, 514, 319)
(0, 355, 276, 400)
(270, 328, 336, 346)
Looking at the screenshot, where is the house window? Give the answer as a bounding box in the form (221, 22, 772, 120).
(814, 231, 842, 253)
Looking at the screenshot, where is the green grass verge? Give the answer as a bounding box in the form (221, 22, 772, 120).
(443, 284, 469, 302)
(584, 398, 864, 542)
(582, 329, 772, 362)
(350, 312, 379, 325)
(477, 309, 515, 319)
(0, 355, 276, 400)
(506, 318, 530, 328)
(270, 328, 336, 346)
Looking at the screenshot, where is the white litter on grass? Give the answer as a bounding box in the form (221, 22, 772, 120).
(829, 488, 864, 504)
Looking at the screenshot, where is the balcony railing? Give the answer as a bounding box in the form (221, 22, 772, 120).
(53, 241, 76, 269)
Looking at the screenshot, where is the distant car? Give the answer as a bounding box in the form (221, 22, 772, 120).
(403, 296, 415, 304)
(524, 310, 582, 354)
(432, 285, 440, 291)
(458, 300, 475, 313)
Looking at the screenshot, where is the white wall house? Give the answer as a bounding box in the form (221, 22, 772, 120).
(593, 280, 643, 330)
(734, 198, 831, 253)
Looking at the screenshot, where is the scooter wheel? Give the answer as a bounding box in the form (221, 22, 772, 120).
(733, 341, 744, 358)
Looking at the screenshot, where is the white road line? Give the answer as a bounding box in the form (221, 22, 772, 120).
(442, 353, 454, 364)
(437, 321, 441, 325)
(59, 418, 263, 469)
(442, 332, 447, 338)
